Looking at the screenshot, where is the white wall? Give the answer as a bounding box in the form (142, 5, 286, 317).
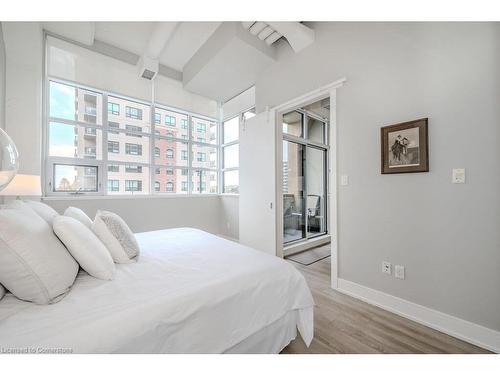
(3, 22, 43, 175)
(219, 195, 239, 239)
(0, 23, 6, 131)
(255, 22, 500, 332)
(44, 196, 222, 234)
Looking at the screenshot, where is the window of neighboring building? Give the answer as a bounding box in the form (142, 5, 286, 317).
(197, 122, 206, 133)
(154, 113, 161, 124)
(125, 143, 142, 156)
(154, 181, 160, 192)
(125, 180, 142, 192)
(125, 165, 142, 173)
(108, 141, 119, 153)
(108, 179, 119, 192)
(166, 149, 174, 159)
(126, 125, 143, 137)
(108, 102, 120, 116)
(166, 182, 174, 192)
(109, 121, 119, 134)
(108, 164, 119, 173)
(197, 152, 206, 162)
(166, 168, 174, 175)
(181, 119, 188, 129)
(181, 181, 188, 191)
(126, 106, 142, 120)
(165, 115, 176, 126)
(181, 150, 188, 160)
(154, 147, 160, 157)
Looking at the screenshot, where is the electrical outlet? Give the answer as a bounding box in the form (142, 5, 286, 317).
(452, 168, 466, 184)
(340, 175, 349, 186)
(395, 265, 405, 279)
(382, 261, 391, 275)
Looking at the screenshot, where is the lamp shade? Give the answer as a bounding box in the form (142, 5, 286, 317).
(0, 128, 19, 191)
(0, 174, 42, 196)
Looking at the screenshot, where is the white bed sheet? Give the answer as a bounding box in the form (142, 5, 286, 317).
(0, 228, 314, 353)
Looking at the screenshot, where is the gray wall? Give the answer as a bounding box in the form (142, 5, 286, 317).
(45, 196, 222, 235)
(256, 22, 500, 331)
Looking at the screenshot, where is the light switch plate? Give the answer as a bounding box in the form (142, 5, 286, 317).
(340, 175, 349, 186)
(452, 168, 465, 184)
(395, 265, 405, 279)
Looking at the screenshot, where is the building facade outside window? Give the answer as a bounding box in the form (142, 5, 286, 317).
(45, 79, 220, 196)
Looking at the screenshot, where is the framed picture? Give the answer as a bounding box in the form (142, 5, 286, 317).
(381, 118, 429, 174)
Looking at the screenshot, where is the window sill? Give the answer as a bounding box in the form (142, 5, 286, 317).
(219, 193, 239, 198)
(42, 194, 221, 201)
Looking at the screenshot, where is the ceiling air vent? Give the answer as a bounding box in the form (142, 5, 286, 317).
(137, 55, 159, 81)
(141, 69, 156, 80)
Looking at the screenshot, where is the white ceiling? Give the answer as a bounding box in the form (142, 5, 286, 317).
(93, 22, 221, 72)
(94, 22, 155, 56)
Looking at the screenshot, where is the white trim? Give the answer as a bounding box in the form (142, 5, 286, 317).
(272, 78, 346, 112)
(337, 278, 500, 353)
(41, 194, 220, 201)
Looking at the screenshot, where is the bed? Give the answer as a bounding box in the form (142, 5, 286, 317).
(0, 228, 314, 353)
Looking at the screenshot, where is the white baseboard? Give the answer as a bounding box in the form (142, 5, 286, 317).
(337, 278, 500, 353)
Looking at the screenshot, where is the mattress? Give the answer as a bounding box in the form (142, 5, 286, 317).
(0, 228, 314, 353)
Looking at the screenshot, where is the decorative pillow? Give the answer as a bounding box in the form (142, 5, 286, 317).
(92, 210, 140, 264)
(53, 216, 115, 280)
(64, 206, 93, 229)
(0, 201, 79, 304)
(0, 284, 5, 301)
(25, 200, 59, 225)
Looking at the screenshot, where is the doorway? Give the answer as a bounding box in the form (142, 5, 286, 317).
(281, 100, 329, 252)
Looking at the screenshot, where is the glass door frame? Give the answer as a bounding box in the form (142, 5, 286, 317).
(282, 109, 329, 247)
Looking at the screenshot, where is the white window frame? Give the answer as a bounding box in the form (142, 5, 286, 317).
(44, 77, 220, 197)
(221, 107, 255, 195)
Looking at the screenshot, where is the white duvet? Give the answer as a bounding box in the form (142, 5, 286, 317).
(0, 228, 314, 353)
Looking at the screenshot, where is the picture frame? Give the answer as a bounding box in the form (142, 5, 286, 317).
(381, 118, 429, 174)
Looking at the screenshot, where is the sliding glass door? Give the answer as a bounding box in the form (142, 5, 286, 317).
(282, 110, 328, 246)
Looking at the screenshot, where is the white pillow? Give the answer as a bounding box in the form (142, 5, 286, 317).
(25, 200, 59, 225)
(53, 216, 115, 280)
(64, 206, 93, 229)
(0, 284, 5, 301)
(92, 210, 140, 264)
(0, 201, 79, 304)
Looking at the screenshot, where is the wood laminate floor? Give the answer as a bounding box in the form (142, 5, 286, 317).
(282, 255, 491, 354)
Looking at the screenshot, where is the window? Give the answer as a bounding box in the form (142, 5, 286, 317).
(197, 152, 206, 162)
(108, 180, 119, 192)
(221, 109, 250, 194)
(53, 164, 97, 192)
(108, 102, 119, 116)
(108, 141, 119, 153)
(165, 115, 176, 126)
(126, 125, 143, 137)
(108, 164, 119, 173)
(126, 106, 142, 120)
(125, 143, 142, 156)
(109, 121, 119, 134)
(46, 80, 218, 196)
(125, 165, 142, 173)
(197, 122, 206, 133)
(125, 180, 142, 192)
